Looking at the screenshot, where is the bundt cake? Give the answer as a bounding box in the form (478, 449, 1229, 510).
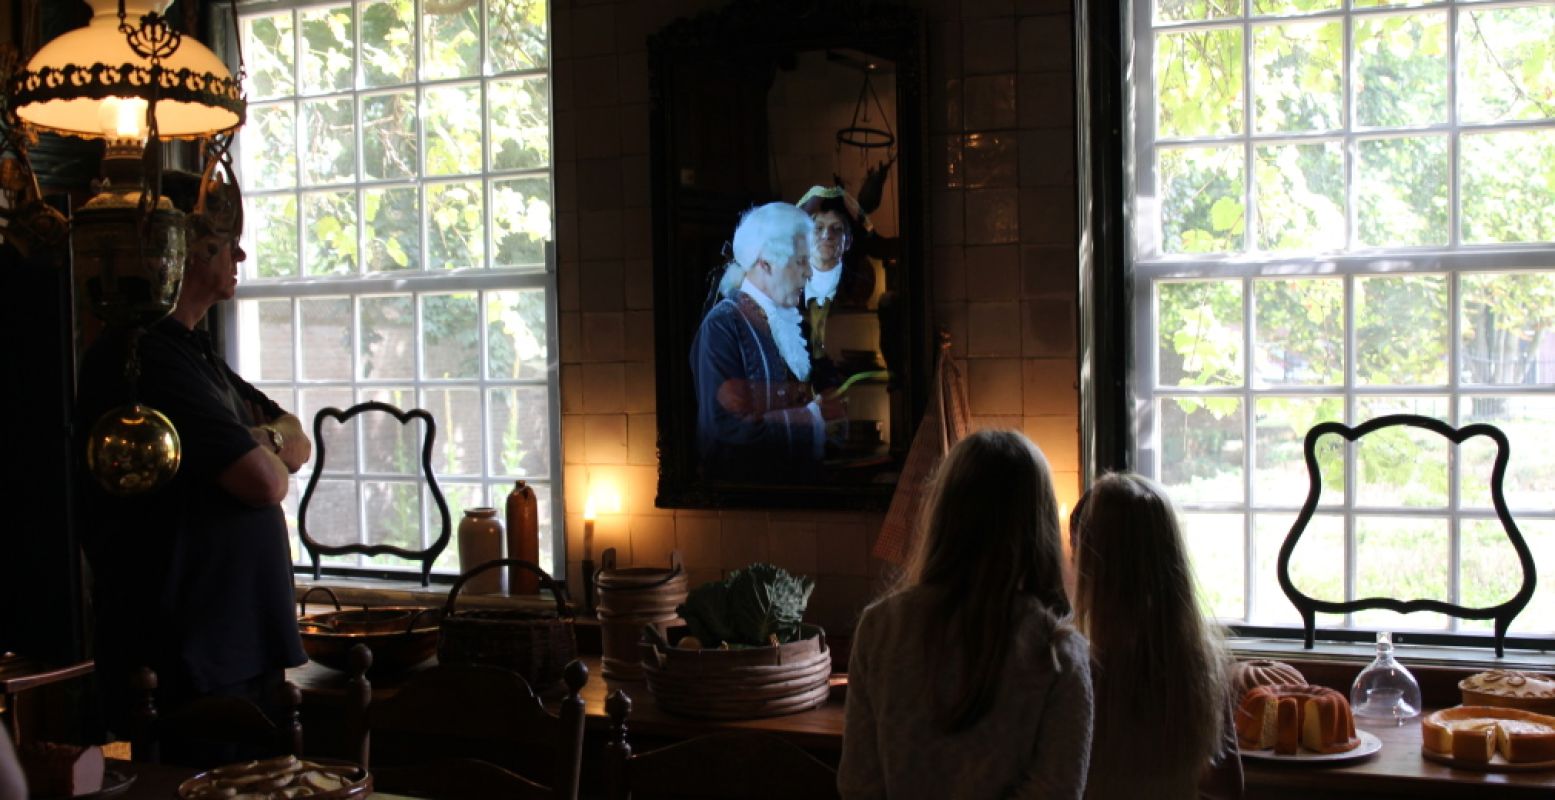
(1227, 659, 1306, 699)
(1235, 683, 1360, 755)
(1422, 706, 1555, 764)
(1459, 669, 1555, 715)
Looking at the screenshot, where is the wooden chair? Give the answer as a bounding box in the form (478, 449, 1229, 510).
(360, 657, 588, 800)
(603, 690, 840, 800)
(127, 666, 302, 767)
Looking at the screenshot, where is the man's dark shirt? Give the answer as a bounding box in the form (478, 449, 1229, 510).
(76, 318, 305, 703)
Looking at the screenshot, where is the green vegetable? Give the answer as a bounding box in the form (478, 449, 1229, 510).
(677, 563, 816, 648)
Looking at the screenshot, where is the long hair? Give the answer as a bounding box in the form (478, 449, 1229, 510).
(1070, 473, 1227, 779)
(898, 429, 1071, 733)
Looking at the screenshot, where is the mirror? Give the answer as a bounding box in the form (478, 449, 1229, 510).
(651, 1, 927, 510)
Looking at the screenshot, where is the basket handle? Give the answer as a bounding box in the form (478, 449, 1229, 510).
(298, 586, 342, 617)
(444, 559, 570, 618)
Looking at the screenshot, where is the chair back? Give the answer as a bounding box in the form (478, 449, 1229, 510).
(364, 659, 587, 800)
(296, 402, 452, 586)
(128, 667, 302, 768)
(604, 690, 839, 800)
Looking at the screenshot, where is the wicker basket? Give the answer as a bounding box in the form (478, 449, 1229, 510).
(640, 624, 832, 719)
(595, 548, 687, 681)
(437, 559, 576, 693)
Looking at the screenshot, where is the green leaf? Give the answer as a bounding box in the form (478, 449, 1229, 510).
(1210, 197, 1243, 232)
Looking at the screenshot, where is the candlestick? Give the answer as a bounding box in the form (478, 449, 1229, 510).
(582, 499, 597, 615)
(583, 517, 595, 562)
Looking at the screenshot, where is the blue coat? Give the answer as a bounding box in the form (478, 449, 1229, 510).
(690, 291, 822, 482)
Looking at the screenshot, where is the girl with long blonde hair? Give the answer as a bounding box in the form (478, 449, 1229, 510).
(1070, 473, 1241, 799)
(840, 430, 1093, 799)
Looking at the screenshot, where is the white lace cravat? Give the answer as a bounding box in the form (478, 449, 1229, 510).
(740, 278, 811, 382)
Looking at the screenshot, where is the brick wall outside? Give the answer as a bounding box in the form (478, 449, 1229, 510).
(552, 0, 1080, 636)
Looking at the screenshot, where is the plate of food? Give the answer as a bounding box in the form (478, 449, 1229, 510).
(1419, 705, 1555, 772)
(176, 755, 370, 799)
(1240, 730, 1383, 764)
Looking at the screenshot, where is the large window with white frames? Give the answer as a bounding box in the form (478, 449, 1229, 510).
(231, 0, 559, 577)
(1130, 0, 1555, 641)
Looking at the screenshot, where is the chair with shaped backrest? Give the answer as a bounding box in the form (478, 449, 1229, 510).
(361, 658, 588, 800)
(603, 690, 840, 800)
(127, 666, 302, 768)
(297, 401, 452, 587)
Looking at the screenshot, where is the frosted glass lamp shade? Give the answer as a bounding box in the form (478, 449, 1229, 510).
(10, 0, 243, 141)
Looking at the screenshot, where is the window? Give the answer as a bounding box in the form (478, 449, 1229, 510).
(230, 0, 559, 578)
(1130, 0, 1555, 641)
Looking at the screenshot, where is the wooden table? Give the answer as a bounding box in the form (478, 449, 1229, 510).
(291, 655, 1555, 797)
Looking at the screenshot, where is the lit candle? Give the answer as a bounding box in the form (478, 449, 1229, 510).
(583, 497, 596, 562)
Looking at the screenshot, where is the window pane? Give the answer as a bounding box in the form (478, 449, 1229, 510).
(361, 0, 415, 87)
(300, 297, 355, 381)
(424, 83, 484, 176)
(359, 295, 415, 380)
(491, 176, 551, 269)
(1460, 395, 1555, 511)
(244, 104, 297, 191)
(1475, 519, 1555, 636)
(301, 478, 360, 551)
(486, 289, 548, 380)
(1159, 145, 1244, 254)
(1254, 396, 1345, 506)
(1457, 4, 1555, 124)
(1253, 0, 1341, 15)
(1254, 278, 1343, 385)
(362, 91, 419, 180)
(1182, 512, 1245, 619)
(1157, 0, 1239, 24)
(1355, 274, 1447, 385)
(487, 0, 549, 71)
(1354, 396, 1450, 508)
(489, 387, 552, 478)
(1355, 135, 1448, 247)
(430, 482, 482, 571)
(1253, 141, 1344, 251)
(358, 387, 420, 474)
(300, 4, 355, 95)
(364, 186, 421, 271)
(1353, 11, 1448, 128)
(1159, 396, 1245, 504)
(422, 2, 481, 80)
(303, 190, 359, 276)
(489, 77, 550, 170)
(362, 480, 422, 557)
(1354, 515, 1450, 630)
(242, 12, 295, 100)
(301, 388, 358, 474)
(1460, 272, 1555, 387)
(1252, 20, 1342, 134)
(301, 97, 358, 184)
(421, 293, 480, 379)
(1157, 279, 1244, 387)
(426, 181, 485, 269)
(246, 195, 299, 279)
(1156, 27, 1244, 138)
(423, 388, 483, 476)
(1252, 512, 1347, 627)
(1461, 129, 1555, 244)
(237, 299, 295, 382)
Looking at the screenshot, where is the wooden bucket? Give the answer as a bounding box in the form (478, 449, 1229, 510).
(594, 548, 686, 680)
(639, 624, 832, 719)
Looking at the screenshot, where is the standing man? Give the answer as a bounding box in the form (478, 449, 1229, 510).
(796, 185, 876, 391)
(76, 170, 310, 754)
(691, 202, 845, 482)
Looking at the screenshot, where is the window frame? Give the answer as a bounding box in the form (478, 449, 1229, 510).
(1122, 0, 1555, 650)
(221, 0, 565, 582)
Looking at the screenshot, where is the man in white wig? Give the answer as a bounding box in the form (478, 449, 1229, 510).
(691, 202, 846, 481)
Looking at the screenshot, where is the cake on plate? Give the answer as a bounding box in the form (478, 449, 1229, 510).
(1235, 683, 1360, 755)
(18, 742, 105, 797)
(1459, 669, 1555, 715)
(1227, 659, 1306, 700)
(1422, 705, 1555, 764)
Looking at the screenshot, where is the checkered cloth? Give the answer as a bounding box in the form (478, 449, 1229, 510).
(872, 341, 970, 564)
